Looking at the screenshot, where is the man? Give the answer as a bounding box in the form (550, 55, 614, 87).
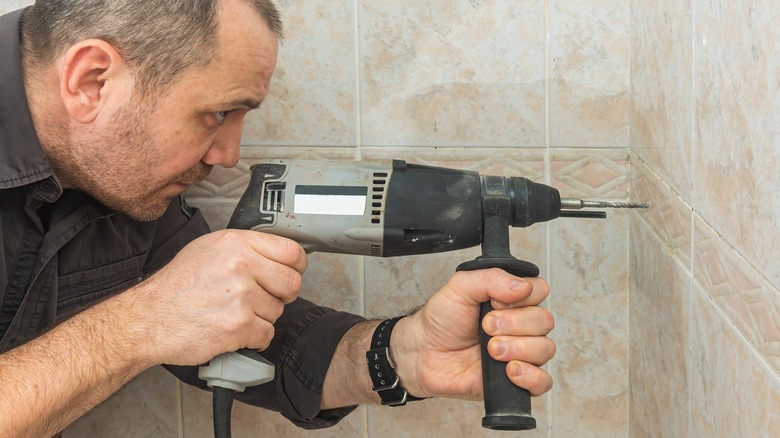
(0, 0, 556, 436)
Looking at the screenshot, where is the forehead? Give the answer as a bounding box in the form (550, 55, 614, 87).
(161, 0, 279, 109)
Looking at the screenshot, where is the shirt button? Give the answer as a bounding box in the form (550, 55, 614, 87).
(40, 180, 56, 192)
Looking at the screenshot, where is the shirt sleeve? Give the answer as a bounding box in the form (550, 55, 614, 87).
(166, 298, 366, 429)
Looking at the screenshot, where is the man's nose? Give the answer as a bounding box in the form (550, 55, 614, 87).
(203, 120, 243, 168)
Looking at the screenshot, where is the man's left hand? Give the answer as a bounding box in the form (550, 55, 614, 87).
(391, 268, 555, 400)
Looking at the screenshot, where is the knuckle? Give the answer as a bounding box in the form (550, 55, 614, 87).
(277, 237, 305, 264)
(487, 267, 508, 282)
(215, 229, 243, 246)
(258, 324, 275, 348)
(269, 298, 285, 322)
(287, 271, 302, 296)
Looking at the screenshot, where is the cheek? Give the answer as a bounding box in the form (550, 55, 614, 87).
(154, 131, 215, 170)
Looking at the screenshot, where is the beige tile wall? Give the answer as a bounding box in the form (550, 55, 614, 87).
(630, 0, 780, 435)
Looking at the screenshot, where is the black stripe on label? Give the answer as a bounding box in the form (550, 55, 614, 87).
(295, 185, 368, 196)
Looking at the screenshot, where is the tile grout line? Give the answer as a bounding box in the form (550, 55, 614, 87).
(544, 1, 554, 436)
(626, 0, 633, 433)
(176, 380, 184, 438)
(353, 0, 364, 161)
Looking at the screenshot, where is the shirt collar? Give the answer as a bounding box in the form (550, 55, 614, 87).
(0, 8, 54, 190)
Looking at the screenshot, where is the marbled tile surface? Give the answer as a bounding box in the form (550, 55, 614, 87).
(63, 367, 179, 437)
(690, 281, 780, 437)
(628, 214, 691, 437)
(549, 0, 629, 148)
(694, 0, 780, 292)
(550, 211, 629, 437)
(240, 1, 358, 146)
(629, 0, 694, 199)
(549, 148, 630, 437)
(358, 1, 546, 147)
(0, 0, 31, 13)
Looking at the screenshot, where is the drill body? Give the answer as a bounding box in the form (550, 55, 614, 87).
(229, 159, 563, 256)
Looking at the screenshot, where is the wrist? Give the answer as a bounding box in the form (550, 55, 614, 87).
(385, 313, 429, 399)
(94, 284, 161, 371)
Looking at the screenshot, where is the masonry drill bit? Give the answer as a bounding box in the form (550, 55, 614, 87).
(560, 199, 650, 210)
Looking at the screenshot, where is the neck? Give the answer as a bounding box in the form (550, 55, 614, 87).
(22, 60, 77, 189)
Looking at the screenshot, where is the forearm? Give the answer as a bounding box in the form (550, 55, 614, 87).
(320, 320, 379, 408)
(0, 293, 154, 437)
(320, 315, 426, 409)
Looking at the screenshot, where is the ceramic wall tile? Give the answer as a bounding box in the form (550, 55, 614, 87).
(240, 1, 358, 146)
(628, 215, 691, 437)
(629, 0, 694, 199)
(547, 147, 631, 436)
(694, 0, 780, 292)
(550, 147, 631, 438)
(690, 281, 780, 437)
(0, 0, 32, 14)
(550, 211, 629, 436)
(549, 0, 630, 147)
(63, 367, 179, 437)
(358, 1, 546, 147)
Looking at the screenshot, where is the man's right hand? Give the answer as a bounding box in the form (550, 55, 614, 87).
(125, 229, 307, 367)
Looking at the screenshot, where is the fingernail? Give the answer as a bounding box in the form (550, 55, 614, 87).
(509, 279, 528, 292)
(491, 341, 506, 357)
(510, 362, 524, 378)
(484, 315, 500, 333)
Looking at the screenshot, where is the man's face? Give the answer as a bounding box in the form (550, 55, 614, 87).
(65, 1, 279, 221)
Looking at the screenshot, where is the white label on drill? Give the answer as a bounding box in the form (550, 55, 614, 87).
(294, 186, 367, 215)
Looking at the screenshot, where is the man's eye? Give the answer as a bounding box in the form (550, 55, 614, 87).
(212, 111, 229, 125)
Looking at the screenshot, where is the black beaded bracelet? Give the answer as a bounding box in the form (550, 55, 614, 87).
(365, 317, 426, 406)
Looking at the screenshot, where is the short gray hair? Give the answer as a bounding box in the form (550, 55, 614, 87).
(21, 0, 283, 99)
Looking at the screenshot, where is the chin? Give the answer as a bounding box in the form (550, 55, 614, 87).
(122, 197, 175, 222)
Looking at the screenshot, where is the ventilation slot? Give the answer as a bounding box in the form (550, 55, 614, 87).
(263, 182, 286, 212)
(370, 172, 387, 224)
(370, 244, 382, 257)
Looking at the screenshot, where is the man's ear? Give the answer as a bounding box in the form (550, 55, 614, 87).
(59, 39, 128, 123)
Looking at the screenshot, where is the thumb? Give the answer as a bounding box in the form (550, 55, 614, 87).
(448, 268, 534, 306)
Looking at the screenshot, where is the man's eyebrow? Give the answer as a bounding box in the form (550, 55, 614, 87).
(226, 98, 263, 110)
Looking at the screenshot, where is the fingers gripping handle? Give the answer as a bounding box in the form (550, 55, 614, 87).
(456, 258, 540, 431)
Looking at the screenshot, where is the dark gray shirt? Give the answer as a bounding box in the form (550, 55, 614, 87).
(0, 8, 361, 428)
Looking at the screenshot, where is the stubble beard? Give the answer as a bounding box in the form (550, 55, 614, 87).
(47, 101, 212, 222)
